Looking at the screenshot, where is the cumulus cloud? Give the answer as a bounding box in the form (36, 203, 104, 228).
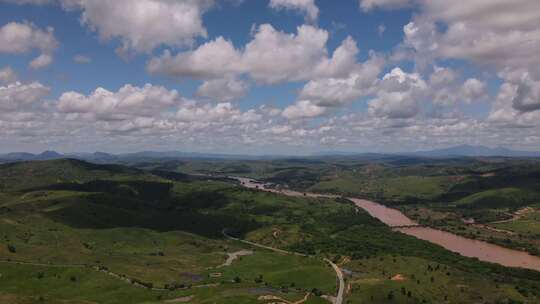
(176, 102, 259, 124)
(240, 24, 334, 83)
(148, 24, 359, 84)
(29, 53, 53, 69)
(425, 67, 487, 106)
(488, 82, 540, 127)
(299, 53, 385, 106)
(368, 68, 426, 118)
(460, 78, 487, 104)
(147, 37, 241, 79)
(0, 81, 50, 111)
(0, 67, 17, 84)
(392, 0, 540, 123)
(429, 66, 456, 86)
(265, 125, 293, 135)
(47, 83, 271, 148)
(282, 100, 327, 120)
(269, 0, 319, 23)
(57, 84, 181, 121)
(400, 0, 540, 90)
(196, 78, 248, 102)
(61, 0, 214, 53)
(511, 75, 540, 112)
(368, 92, 419, 119)
(0, 22, 58, 69)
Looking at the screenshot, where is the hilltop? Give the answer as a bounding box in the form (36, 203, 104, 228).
(0, 159, 144, 191)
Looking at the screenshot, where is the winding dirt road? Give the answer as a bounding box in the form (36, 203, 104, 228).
(222, 230, 344, 304)
(324, 258, 345, 304)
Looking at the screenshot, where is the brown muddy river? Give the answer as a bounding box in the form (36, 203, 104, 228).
(396, 227, 540, 271)
(235, 177, 540, 272)
(347, 198, 417, 227)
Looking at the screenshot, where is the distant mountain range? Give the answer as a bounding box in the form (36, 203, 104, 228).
(0, 150, 276, 163)
(409, 145, 540, 158)
(1, 145, 539, 163)
(0, 151, 65, 161)
(314, 145, 540, 158)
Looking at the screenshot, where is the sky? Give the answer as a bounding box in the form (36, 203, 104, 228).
(0, 0, 539, 155)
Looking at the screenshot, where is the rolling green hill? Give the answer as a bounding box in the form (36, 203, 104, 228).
(0, 159, 147, 192)
(455, 188, 540, 209)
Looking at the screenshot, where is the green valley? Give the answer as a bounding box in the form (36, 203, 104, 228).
(0, 158, 539, 303)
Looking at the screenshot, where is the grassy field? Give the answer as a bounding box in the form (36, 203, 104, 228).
(493, 209, 540, 235)
(454, 188, 540, 209)
(0, 262, 330, 304)
(0, 194, 335, 303)
(343, 255, 527, 303)
(310, 175, 452, 202)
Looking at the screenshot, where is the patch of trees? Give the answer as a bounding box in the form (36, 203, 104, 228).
(7, 244, 16, 253)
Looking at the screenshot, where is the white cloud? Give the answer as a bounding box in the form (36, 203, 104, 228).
(0, 22, 57, 53)
(269, 0, 319, 23)
(147, 37, 241, 79)
(359, 0, 414, 12)
(488, 82, 540, 127)
(400, 0, 540, 89)
(29, 53, 53, 69)
(57, 84, 180, 121)
(0, 81, 50, 111)
(460, 78, 487, 104)
(299, 53, 385, 106)
(378, 24, 386, 36)
(241, 24, 330, 83)
(511, 75, 540, 112)
(196, 78, 248, 102)
(429, 66, 456, 86)
(368, 68, 426, 118)
(282, 100, 327, 120)
(61, 0, 214, 53)
(148, 24, 359, 84)
(300, 76, 366, 107)
(0, 67, 17, 84)
(176, 102, 261, 124)
(368, 91, 420, 119)
(378, 68, 426, 94)
(31, 83, 274, 148)
(73, 54, 91, 64)
(0, 22, 58, 69)
(266, 125, 293, 135)
(310, 36, 360, 79)
(427, 67, 486, 106)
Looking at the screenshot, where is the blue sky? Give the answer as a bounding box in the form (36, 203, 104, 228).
(0, 0, 539, 154)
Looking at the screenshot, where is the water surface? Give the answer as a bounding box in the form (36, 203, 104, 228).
(347, 198, 417, 227)
(397, 227, 540, 271)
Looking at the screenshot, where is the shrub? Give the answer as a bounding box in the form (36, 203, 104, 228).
(7, 244, 16, 253)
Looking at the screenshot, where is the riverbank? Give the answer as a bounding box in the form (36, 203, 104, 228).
(232, 176, 540, 272)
